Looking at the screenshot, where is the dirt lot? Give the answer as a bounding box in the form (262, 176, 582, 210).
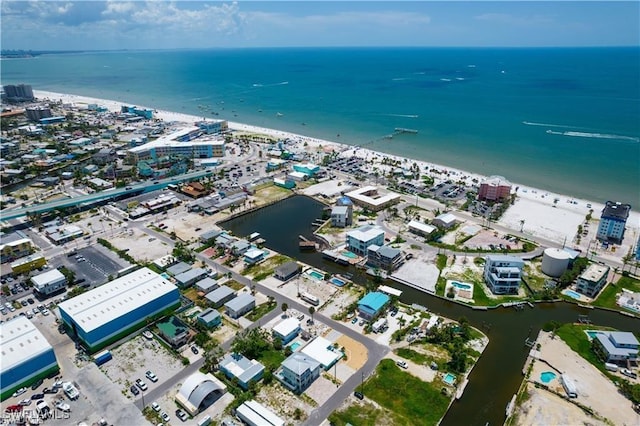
(529, 331, 639, 425)
(100, 334, 185, 400)
(336, 335, 368, 370)
(109, 227, 172, 263)
(256, 382, 316, 425)
(460, 229, 524, 250)
(514, 382, 607, 426)
(148, 208, 223, 243)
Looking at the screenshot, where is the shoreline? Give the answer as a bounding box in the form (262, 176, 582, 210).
(33, 90, 640, 248)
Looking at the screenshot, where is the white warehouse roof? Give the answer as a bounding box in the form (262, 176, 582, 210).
(31, 269, 66, 287)
(58, 267, 177, 333)
(0, 316, 54, 372)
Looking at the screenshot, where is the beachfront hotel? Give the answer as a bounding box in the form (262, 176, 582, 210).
(344, 186, 401, 212)
(478, 175, 512, 202)
(596, 201, 631, 245)
(127, 127, 225, 162)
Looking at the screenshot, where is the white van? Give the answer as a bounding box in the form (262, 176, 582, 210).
(197, 415, 212, 426)
(605, 363, 618, 372)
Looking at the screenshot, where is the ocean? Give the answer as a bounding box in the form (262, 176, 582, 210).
(2, 47, 639, 205)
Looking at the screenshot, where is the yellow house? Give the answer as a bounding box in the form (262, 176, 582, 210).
(10, 253, 45, 275)
(1, 238, 34, 263)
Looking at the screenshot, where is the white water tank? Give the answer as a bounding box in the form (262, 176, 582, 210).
(541, 248, 571, 277)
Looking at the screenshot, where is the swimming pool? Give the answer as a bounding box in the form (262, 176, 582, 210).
(341, 251, 358, 259)
(290, 341, 301, 351)
(306, 270, 324, 280)
(443, 373, 456, 385)
(452, 281, 472, 290)
(585, 330, 605, 340)
(564, 290, 582, 300)
(160, 273, 170, 279)
(540, 371, 557, 383)
(330, 277, 346, 287)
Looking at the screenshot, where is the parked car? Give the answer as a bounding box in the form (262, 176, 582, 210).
(142, 330, 153, 340)
(31, 379, 43, 390)
(190, 346, 199, 355)
(19, 399, 32, 406)
(31, 393, 45, 400)
(151, 402, 161, 412)
(12, 387, 27, 397)
(351, 317, 358, 324)
(622, 368, 638, 379)
(145, 371, 158, 382)
(135, 379, 148, 391)
(5, 405, 22, 413)
(176, 409, 188, 421)
(42, 387, 58, 394)
(130, 385, 140, 396)
(396, 360, 408, 369)
(353, 391, 364, 400)
(55, 400, 71, 412)
(161, 411, 170, 422)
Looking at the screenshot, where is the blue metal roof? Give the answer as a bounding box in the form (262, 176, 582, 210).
(358, 292, 390, 311)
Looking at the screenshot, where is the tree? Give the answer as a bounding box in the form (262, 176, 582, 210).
(281, 302, 288, 316)
(231, 328, 271, 360)
(308, 306, 315, 324)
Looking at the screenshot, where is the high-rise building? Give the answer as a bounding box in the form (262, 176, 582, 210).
(478, 175, 512, 201)
(596, 201, 631, 244)
(2, 84, 34, 101)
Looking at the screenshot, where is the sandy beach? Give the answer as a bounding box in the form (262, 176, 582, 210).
(34, 90, 640, 252)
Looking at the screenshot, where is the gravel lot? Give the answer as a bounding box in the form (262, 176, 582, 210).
(100, 334, 185, 400)
(109, 227, 172, 263)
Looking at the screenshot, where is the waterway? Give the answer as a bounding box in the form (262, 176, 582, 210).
(222, 195, 639, 426)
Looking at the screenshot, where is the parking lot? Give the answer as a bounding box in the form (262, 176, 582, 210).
(49, 245, 130, 288)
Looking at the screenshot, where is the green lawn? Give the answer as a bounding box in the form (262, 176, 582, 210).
(246, 302, 276, 321)
(593, 276, 640, 312)
(394, 347, 431, 365)
(329, 402, 397, 426)
(226, 280, 246, 291)
(361, 359, 450, 425)
(258, 349, 286, 371)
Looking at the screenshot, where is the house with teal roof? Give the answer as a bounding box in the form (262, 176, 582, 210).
(357, 292, 390, 320)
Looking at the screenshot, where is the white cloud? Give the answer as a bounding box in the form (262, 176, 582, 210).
(103, 1, 135, 15)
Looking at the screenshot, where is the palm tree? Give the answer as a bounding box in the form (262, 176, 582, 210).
(281, 302, 288, 317)
(308, 306, 315, 324)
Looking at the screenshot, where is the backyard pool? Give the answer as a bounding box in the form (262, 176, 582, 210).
(540, 371, 557, 384)
(160, 273, 170, 279)
(329, 277, 346, 287)
(564, 290, 583, 300)
(443, 373, 456, 385)
(341, 251, 358, 259)
(290, 341, 301, 351)
(306, 270, 324, 281)
(452, 281, 472, 290)
(585, 330, 605, 340)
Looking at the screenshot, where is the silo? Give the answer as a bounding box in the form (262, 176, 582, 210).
(541, 248, 571, 277)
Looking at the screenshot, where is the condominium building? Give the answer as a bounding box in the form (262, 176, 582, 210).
(575, 264, 610, 298)
(346, 225, 385, 256)
(483, 255, 524, 295)
(596, 201, 631, 244)
(478, 175, 512, 202)
(128, 127, 225, 162)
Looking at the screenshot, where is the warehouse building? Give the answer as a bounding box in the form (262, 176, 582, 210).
(1, 316, 59, 401)
(58, 267, 180, 352)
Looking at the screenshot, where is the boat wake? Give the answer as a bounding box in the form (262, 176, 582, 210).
(252, 81, 289, 88)
(546, 130, 639, 142)
(383, 113, 419, 118)
(522, 121, 583, 129)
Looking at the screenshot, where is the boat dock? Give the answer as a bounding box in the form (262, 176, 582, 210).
(299, 235, 317, 251)
(456, 378, 469, 400)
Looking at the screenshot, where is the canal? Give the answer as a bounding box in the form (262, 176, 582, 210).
(222, 195, 639, 426)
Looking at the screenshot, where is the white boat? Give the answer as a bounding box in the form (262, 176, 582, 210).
(276, 112, 283, 117)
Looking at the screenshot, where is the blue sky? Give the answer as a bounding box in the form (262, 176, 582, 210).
(1, 1, 638, 50)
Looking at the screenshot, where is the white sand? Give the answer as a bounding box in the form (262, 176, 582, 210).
(34, 90, 639, 251)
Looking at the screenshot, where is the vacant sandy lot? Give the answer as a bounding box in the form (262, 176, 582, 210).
(109, 227, 172, 263)
(336, 335, 368, 370)
(532, 331, 639, 425)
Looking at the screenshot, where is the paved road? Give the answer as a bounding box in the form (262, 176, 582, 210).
(136, 223, 390, 425)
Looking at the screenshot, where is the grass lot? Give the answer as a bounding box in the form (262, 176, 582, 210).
(359, 359, 450, 425)
(258, 349, 286, 371)
(226, 280, 246, 291)
(246, 302, 277, 322)
(254, 185, 293, 206)
(593, 276, 640, 312)
(395, 347, 430, 365)
(182, 287, 200, 302)
(329, 401, 397, 426)
(243, 254, 292, 281)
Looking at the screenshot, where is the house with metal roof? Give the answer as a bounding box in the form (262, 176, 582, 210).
(432, 213, 459, 229)
(300, 336, 343, 370)
(197, 308, 222, 329)
(225, 293, 255, 319)
(357, 292, 390, 320)
(244, 248, 265, 265)
(205, 285, 236, 308)
(592, 331, 639, 363)
(157, 316, 191, 348)
(366, 245, 404, 272)
(236, 400, 284, 426)
(31, 269, 67, 296)
(174, 267, 208, 288)
(219, 353, 265, 390)
(195, 277, 219, 294)
(272, 317, 301, 344)
(346, 225, 385, 256)
(275, 352, 321, 394)
(274, 261, 301, 281)
(58, 267, 180, 352)
(166, 261, 192, 276)
(0, 316, 59, 400)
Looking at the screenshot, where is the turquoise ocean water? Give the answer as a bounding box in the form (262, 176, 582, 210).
(2, 47, 638, 205)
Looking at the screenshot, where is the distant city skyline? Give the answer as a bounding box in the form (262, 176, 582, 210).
(1, 1, 638, 50)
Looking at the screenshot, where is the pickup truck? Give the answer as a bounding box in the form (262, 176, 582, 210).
(62, 382, 79, 400)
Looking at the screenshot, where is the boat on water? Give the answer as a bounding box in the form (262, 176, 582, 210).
(276, 112, 283, 117)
